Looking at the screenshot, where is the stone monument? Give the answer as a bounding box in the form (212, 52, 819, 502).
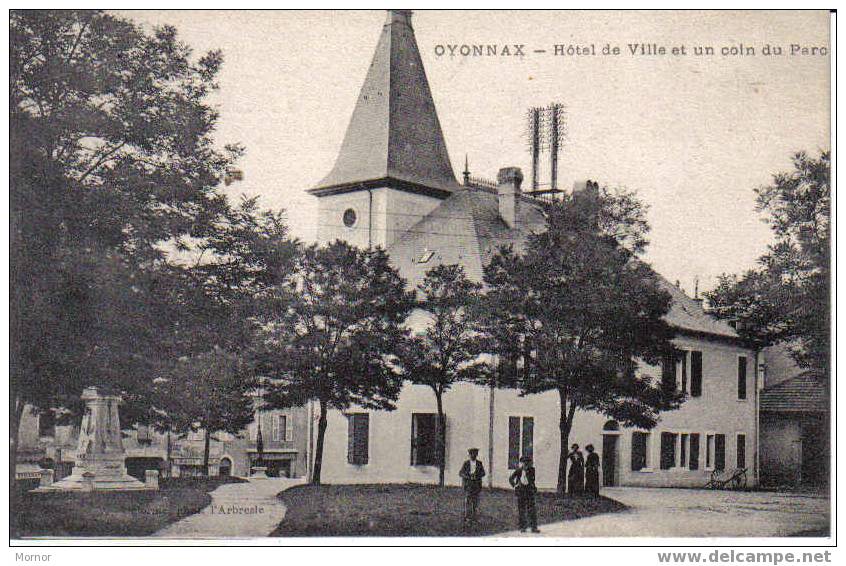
(34, 387, 151, 491)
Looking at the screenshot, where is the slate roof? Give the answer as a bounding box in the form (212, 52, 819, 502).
(310, 10, 459, 195)
(760, 374, 829, 413)
(387, 186, 546, 288)
(388, 185, 741, 340)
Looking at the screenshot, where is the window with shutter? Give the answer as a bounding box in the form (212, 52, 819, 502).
(680, 433, 688, 468)
(737, 356, 747, 400)
(715, 434, 726, 471)
(271, 414, 280, 441)
(285, 415, 293, 441)
(680, 351, 688, 393)
(706, 434, 714, 469)
(736, 433, 746, 469)
(690, 351, 703, 397)
(631, 431, 649, 471)
(689, 433, 700, 470)
(508, 417, 520, 469)
(522, 416, 534, 462)
(660, 432, 677, 469)
(507, 416, 534, 469)
(411, 413, 439, 466)
(347, 413, 369, 465)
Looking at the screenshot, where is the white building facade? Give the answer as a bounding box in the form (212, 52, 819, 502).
(305, 10, 760, 490)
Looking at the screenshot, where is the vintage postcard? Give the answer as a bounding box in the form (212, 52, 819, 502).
(8, 7, 833, 554)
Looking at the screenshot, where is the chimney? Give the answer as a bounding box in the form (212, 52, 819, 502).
(497, 167, 523, 229)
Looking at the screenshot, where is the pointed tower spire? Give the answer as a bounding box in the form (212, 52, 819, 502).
(463, 154, 470, 185)
(310, 10, 459, 196)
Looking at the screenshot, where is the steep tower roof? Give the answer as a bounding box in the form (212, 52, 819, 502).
(309, 10, 459, 197)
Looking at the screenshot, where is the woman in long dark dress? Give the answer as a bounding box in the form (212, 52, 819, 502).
(584, 444, 600, 496)
(567, 444, 584, 496)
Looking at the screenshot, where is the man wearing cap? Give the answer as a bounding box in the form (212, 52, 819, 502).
(509, 455, 540, 533)
(459, 447, 486, 526)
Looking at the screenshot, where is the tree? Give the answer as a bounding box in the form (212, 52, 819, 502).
(258, 241, 415, 484)
(156, 348, 257, 476)
(397, 264, 486, 486)
(10, 9, 237, 484)
(150, 197, 295, 476)
(482, 184, 681, 494)
(706, 151, 830, 379)
(174, 195, 296, 355)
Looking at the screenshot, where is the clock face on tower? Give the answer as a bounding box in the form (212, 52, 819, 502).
(343, 208, 357, 227)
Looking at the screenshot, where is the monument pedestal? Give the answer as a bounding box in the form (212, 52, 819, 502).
(34, 387, 150, 492)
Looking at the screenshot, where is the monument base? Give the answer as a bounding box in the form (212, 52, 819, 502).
(34, 475, 150, 492)
(33, 459, 150, 492)
(250, 466, 269, 479)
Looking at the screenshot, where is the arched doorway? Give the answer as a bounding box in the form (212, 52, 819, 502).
(602, 420, 620, 487)
(219, 457, 232, 477)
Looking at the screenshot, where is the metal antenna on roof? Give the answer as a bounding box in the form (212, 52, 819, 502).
(694, 277, 700, 299)
(525, 107, 543, 191)
(547, 103, 567, 192)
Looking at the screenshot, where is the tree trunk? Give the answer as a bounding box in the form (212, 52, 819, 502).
(435, 389, 446, 487)
(311, 400, 328, 485)
(166, 432, 172, 478)
(202, 427, 211, 477)
(556, 389, 574, 496)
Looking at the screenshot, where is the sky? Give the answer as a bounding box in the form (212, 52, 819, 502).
(119, 10, 831, 295)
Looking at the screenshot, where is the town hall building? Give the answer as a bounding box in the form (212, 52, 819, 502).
(304, 10, 761, 490)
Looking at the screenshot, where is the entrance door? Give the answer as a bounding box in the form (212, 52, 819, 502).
(602, 435, 618, 487)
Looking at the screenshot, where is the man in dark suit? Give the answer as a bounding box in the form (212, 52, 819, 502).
(459, 447, 486, 526)
(509, 455, 540, 533)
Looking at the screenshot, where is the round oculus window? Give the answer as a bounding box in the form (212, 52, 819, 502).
(342, 208, 357, 227)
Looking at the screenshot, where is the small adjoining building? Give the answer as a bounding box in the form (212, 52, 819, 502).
(305, 10, 761, 490)
(759, 344, 829, 489)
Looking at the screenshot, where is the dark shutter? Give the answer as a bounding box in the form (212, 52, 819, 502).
(411, 413, 438, 466)
(508, 417, 520, 470)
(680, 433, 688, 468)
(660, 432, 676, 470)
(689, 434, 700, 470)
(347, 414, 369, 465)
(737, 356, 747, 400)
(348, 415, 355, 464)
(631, 432, 648, 471)
(522, 417, 534, 461)
(680, 351, 688, 393)
(690, 351, 703, 397)
(715, 434, 726, 471)
(661, 352, 677, 392)
(736, 434, 746, 469)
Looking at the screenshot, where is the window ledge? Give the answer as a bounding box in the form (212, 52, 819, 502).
(633, 467, 654, 473)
